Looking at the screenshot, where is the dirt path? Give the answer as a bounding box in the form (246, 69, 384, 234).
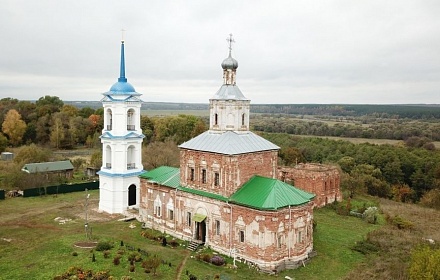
(176, 250, 190, 280)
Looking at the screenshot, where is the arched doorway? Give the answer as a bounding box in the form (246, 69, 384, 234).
(128, 184, 136, 206)
(196, 220, 206, 243)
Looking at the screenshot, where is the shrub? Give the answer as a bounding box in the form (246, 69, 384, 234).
(128, 252, 142, 262)
(142, 255, 161, 275)
(96, 241, 113, 251)
(189, 274, 197, 280)
(113, 256, 121, 265)
(129, 265, 135, 272)
(210, 255, 225, 266)
(363, 206, 378, 224)
(202, 253, 212, 263)
(169, 239, 179, 247)
(92, 253, 96, 262)
(408, 244, 440, 280)
(392, 215, 414, 230)
(103, 250, 111, 258)
(71, 252, 78, 257)
(351, 240, 379, 255)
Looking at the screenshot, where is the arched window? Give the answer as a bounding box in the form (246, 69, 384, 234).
(127, 145, 136, 169)
(241, 113, 245, 126)
(214, 113, 218, 126)
(105, 145, 112, 169)
(127, 109, 135, 131)
(106, 109, 112, 130)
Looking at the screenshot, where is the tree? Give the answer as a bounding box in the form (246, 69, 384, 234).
(0, 133, 8, 153)
(338, 156, 356, 174)
(140, 115, 155, 144)
(280, 147, 304, 166)
(35, 95, 63, 117)
(13, 144, 52, 164)
(90, 151, 102, 169)
(78, 107, 95, 118)
(60, 105, 79, 117)
(142, 140, 179, 170)
(50, 115, 66, 149)
(2, 109, 27, 146)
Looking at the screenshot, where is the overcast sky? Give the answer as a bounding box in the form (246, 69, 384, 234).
(1, 1, 439, 104)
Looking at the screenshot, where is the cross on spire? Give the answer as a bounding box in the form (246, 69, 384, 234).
(226, 33, 235, 54)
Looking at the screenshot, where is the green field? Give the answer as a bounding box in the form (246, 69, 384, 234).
(141, 110, 208, 117)
(0, 191, 383, 279)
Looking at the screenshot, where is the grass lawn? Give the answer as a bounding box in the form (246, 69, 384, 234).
(0, 191, 380, 279)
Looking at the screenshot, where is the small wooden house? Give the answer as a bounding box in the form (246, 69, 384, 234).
(21, 160, 74, 179)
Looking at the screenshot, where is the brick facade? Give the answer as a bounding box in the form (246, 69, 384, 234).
(139, 179, 314, 272)
(279, 163, 342, 208)
(180, 149, 278, 197)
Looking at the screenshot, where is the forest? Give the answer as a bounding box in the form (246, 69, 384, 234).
(1, 96, 440, 209)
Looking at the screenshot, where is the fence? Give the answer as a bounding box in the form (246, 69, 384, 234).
(22, 181, 99, 197)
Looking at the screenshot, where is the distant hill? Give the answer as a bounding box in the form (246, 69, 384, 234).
(64, 101, 440, 119)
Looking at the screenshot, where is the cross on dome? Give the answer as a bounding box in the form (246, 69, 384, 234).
(227, 33, 235, 54)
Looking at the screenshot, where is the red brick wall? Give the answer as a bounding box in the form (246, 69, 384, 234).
(279, 163, 342, 207)
(180, 149, 278, 197)
(139, 178, 314, 268)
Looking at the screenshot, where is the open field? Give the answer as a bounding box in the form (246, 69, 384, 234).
(291, 134, 440, 148)
(141, 110, 209, 117)
(0, 191, 382, 279)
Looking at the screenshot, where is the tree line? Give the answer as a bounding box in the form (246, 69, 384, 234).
(264, 132, 440, 207)
(251, 114, 440, 142)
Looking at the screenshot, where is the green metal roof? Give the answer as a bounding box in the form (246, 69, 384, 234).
(139, 166, 180, 188)
(178, 186, 229, 202)
(229, 175, 315, 210)
(21, 160, 74, 174)
(140, 167, 314, 211)
(139, 166, 229, 201)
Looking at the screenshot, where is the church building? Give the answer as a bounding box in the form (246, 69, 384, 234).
(138, 35, 316, 272)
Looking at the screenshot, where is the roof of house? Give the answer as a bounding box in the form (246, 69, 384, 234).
(140, 166, 314, 210)
(21, 160, 74, 174)
(179, 130, 280, 155)
(229, 175, 315, 210)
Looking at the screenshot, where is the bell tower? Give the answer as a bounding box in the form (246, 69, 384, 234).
(209, 34, 250, 133)
(98, 38, 145, 214)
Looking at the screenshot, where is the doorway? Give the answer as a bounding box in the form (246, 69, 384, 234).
(196, 220, 206, 243)
(128, 184, 136, 206)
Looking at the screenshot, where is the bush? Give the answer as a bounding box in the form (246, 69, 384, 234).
(128, 252, 142, 263)
(141, 255, 161, 275)
(96, 241, 113, 251)
(169, 239, 179, 247)
(210, 255, 225, 266)
(392, 215, 414, 230)
(351, 240, 379, 255)
(103, 250, 111, 258)
(129, 265, 135, 272)
(113, 256, 121, 265)
(408, 244, 440, 280)
(71, 252, 78, 257)
(363, 206, 378, 224)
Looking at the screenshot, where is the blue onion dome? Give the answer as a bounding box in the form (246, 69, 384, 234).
(221, 53, 238, 70)
(109, 80, 136, 93)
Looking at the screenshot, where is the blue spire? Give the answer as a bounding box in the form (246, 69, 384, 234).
(118, 41, 127, 83)
(105, 39, 139, 95)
